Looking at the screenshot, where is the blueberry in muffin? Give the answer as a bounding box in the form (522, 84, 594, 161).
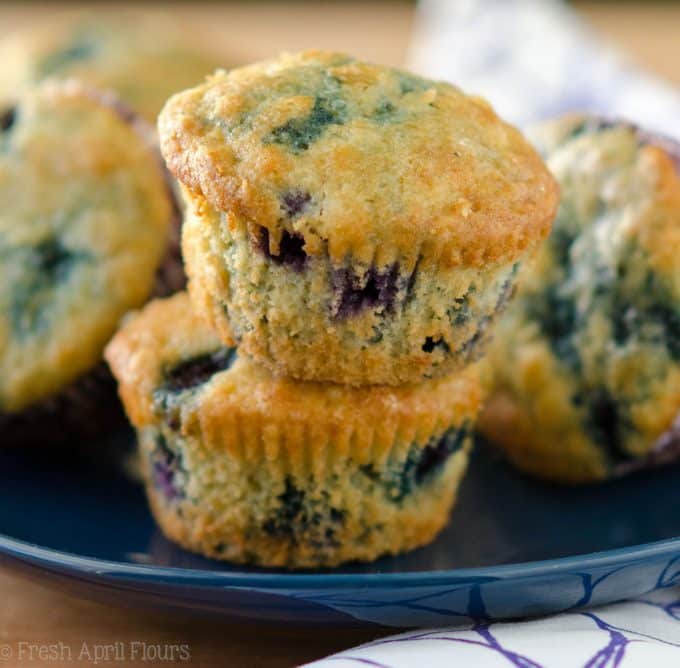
(0, 14, 221, 122)
(105, 292, 483, 568)
(480, 115, 680, 483)
(0, 80, 176, 446)
(159, 50, 558, 386)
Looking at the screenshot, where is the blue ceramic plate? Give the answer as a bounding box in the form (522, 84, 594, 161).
(0, 433, 679, 628)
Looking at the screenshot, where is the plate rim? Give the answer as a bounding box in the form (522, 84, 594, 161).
(1, 532, 678, 590)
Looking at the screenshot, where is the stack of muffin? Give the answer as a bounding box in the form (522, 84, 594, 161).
(105, 51, 558, 568)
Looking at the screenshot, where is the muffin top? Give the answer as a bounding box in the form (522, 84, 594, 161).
(524, 114, 680, 351)
(159, 50, 558, 269)
(0, 80, 172, 412)
(485, 114, 680, 470)
(106, 292, 482, 457)
(528, 114, 680, 282)
(0, 15, 221, 122)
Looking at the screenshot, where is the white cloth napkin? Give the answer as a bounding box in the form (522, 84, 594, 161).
(307, 586, 680, 667)
(310, 1, 680, 664)
(408, 0, 680, 138)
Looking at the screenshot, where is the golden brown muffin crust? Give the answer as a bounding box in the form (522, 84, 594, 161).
(106, 292, 482, 457)
(159, 50, 558, 269)
(0, 80, 172, 412)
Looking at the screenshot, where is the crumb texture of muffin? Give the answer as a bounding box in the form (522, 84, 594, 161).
(0, 80, 172, 422)
(481, 115, 680, 483)
(0, 14, 221, 122)
(106, 292, 483, 568)
(160, 50, 558, 385)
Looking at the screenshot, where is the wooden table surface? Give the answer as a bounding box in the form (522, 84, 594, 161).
(1, 2, 679, 667)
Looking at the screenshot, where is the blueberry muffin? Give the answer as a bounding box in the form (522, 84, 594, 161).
(480, 115, 680, 483)
(159, 51, 558, 386)
(0, 14, 220, 123)
(105, 292, 482, 568)
(0, 80, 174, 445)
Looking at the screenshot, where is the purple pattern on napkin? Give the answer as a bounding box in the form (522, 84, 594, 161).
(308, 587, 680, 667)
